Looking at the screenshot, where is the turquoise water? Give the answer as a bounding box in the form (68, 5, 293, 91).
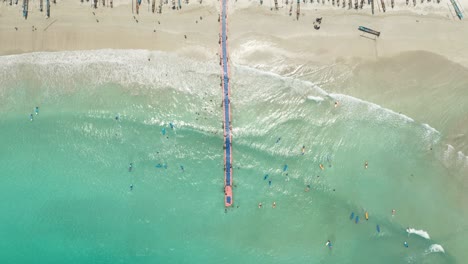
(0, 50, 467, 263)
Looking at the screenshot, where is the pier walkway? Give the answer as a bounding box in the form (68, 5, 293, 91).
(220, 0, 233, 207)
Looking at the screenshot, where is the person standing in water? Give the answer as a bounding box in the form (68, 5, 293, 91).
(35, 106, 39, 115)
(301, 145, 305, 155)
(29, 114, 34, 121)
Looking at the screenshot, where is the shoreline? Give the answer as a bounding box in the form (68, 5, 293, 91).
(1, 0, 467, 156)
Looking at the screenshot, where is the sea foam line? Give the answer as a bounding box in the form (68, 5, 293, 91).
(406, 228, 431, 239)
(426, 244, 445, 254)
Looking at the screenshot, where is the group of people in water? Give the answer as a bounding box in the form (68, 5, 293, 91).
(29, 106, 39, 121)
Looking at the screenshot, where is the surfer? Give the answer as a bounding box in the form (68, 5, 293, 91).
(272, 202, 276, 208)
(35, 106, 39, 115)
(365, 161, 368, 169)
(404, 241, 409, 248)
(325, 240, 332, 248)
(334, 101, 339, 108)
(392, 209, 396, 216)
(29, 114, 33, 121)
(276, 137, 281, 143)
(128, 163, 133, 172)
(130, 184, 134, 191)
(319, 164, 324, 170)
(258, 202, 262, 208)
(263, 174, 269, 180)
(301, 145, 305, 155)
(268, 180, 272, 187)
(305, 184, 310, 192)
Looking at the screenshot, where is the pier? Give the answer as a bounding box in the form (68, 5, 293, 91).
(220, 0, 233, 207)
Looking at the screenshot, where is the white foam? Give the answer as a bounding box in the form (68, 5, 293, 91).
(406, 228, 431, 239)
(307, 96, 325, 102)
(0, 50, 219, 96)
(329, 93, 416, 123)
(426, 244, 445, 254)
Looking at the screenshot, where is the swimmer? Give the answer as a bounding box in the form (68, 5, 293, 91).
(301, 145, 305, 155)
(258, 202, 262, 208)
(130, 184, 134, 191)
(365, 161, 368, 169)
(334, 101, 339, 108)
(169, 122, 174, 130)
(128, 163, 133, 172)
(180, 165, 185, 172)
(276, 137, 281, 143)
(404, 241, 408, 248)
(35, 106, 39, 115)
(305, 184, 310, 192)
(29, 114, 33, 121)
(263, 174, 269, 180)
(319, 164, 324, 170)
(283, 164, 288, 172)
(161, 127, 166, 136)
(272, 202, 276, 208)
(268, 180, 272, 187)
(392, 209, 396, 216)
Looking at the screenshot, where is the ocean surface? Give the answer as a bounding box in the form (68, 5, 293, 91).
(0, 50, 467, 264)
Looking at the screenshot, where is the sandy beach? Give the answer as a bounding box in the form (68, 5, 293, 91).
(1, 0, 467, 164)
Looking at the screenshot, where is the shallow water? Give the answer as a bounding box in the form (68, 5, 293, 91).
(0, 50, 466, 264)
